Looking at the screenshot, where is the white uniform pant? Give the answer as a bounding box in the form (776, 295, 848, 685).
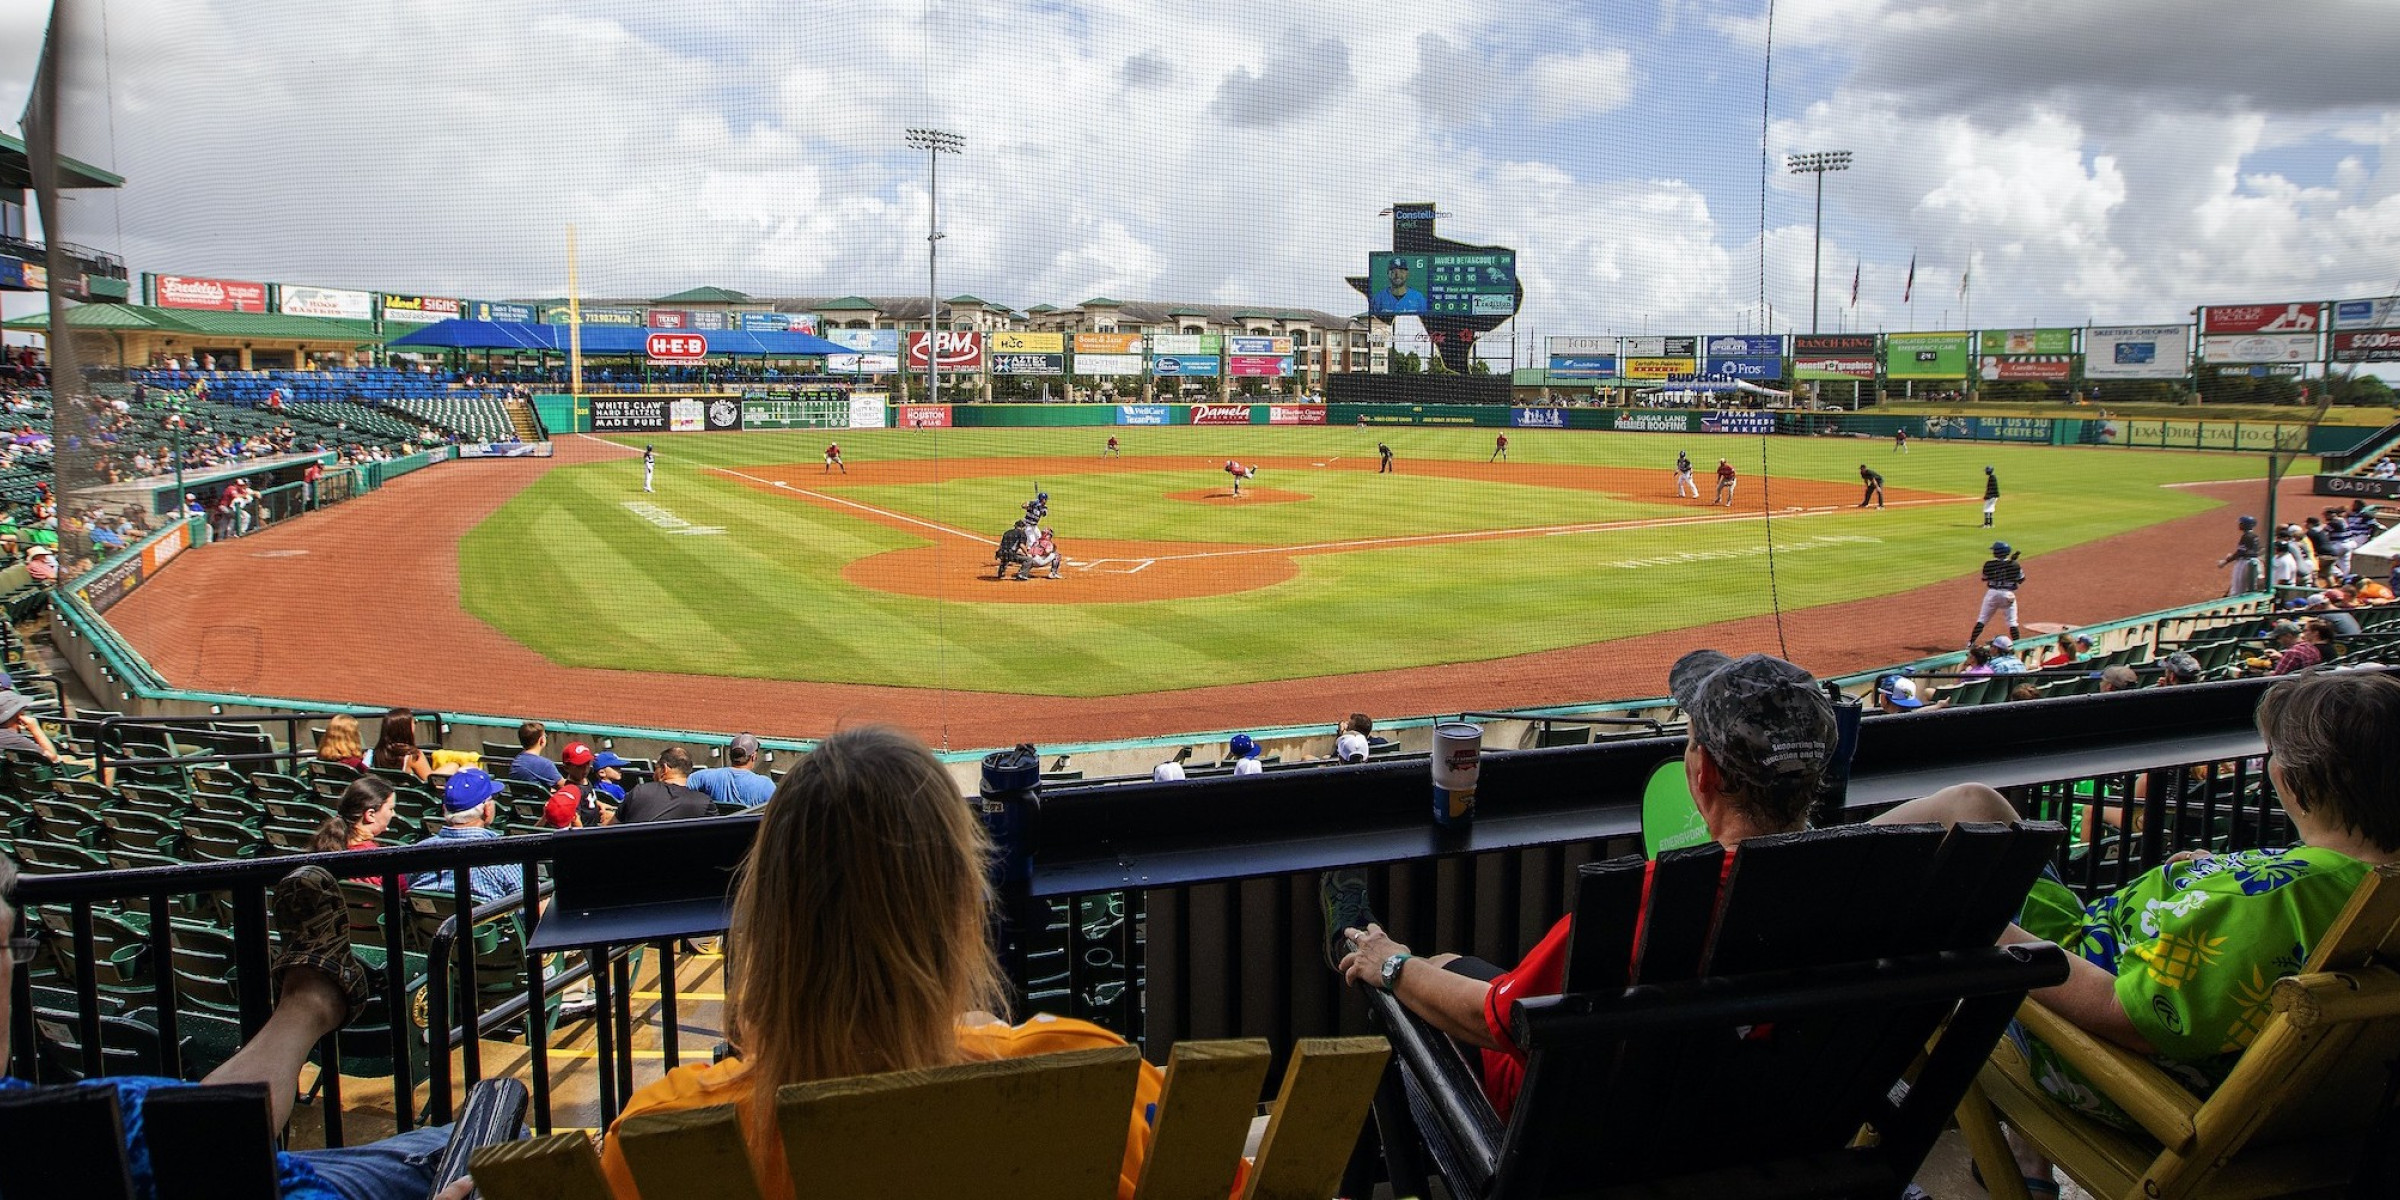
(1982, 498, 1997, 521)
(1977, 587, 2018, 629)
(643, 463, 655, 491)
(1676, 470, 1697, 498)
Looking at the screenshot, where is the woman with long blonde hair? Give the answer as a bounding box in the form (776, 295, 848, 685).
(598, 726, 1164, 1199)
(315, 713, 365, 770)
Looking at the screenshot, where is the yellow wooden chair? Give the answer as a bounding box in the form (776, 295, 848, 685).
(470, 1036, 1389, 1200)
(1957, 863, 2400, 1200)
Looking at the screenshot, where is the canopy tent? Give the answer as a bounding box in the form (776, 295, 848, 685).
(386, 319, 849, 357)
(1638, 378, 1793, 398)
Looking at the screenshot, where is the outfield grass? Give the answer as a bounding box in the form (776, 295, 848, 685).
(459, 428, 2267, 696)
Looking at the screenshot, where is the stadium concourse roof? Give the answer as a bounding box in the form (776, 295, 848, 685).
(0, 130, 124, 190)
(386, 318, 851, 356)
(2, 302, 383, 342)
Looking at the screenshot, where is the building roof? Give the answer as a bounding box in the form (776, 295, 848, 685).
(1050, 299, 1360, 329)
(812, 295, 884, 311)
(0, 130, 125, 191)
(651, 285, 752, 305)
(2, 303, 385, 343)
(946, 294, 1001, 308)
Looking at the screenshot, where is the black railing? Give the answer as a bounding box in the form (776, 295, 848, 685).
(5, 673, 2349, 1144)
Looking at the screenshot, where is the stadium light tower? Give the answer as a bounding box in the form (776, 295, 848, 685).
(1787, 150, 1851, 334)
(907, 127, 963, 405)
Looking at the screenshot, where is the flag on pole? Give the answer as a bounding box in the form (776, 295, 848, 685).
(1959, 266, 1971, 299)
(1902, 254, 1916, 304)
(1849, 259, 1859, 307)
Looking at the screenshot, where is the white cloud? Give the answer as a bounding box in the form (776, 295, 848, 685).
(1528, 48, 1635, 123)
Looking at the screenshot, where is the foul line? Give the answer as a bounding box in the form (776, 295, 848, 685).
(574, 433, 647, 456)
(711, 467, 998, 546)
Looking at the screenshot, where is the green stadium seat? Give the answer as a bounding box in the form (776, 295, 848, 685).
(1534, 724, 1594, 748)
(15, 839, 107, 874)
(247, 771, 310, 806)
(117, 783, 187, 819)
(98, 809, 181, 856)
(182, 816, 260, 862)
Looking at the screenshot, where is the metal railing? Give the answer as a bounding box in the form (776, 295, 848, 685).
(5, 672, 2334, 1145)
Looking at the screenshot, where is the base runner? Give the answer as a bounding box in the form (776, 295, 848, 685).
(1675, 450, 1698, 498)
(1969, 539, 2024, 647)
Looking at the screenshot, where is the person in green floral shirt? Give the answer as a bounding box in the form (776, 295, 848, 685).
(1873, 670, 2399, 1192)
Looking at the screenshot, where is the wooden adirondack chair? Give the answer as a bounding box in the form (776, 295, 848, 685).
(0, 1077, 525, 1200)
(1958, 862, 2400, 1200)
(470, 1036, 1389, 1200)
(1366, 820, 2070, 1200)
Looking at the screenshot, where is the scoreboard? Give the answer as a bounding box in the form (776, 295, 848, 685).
(1368, 251, 1519, 317)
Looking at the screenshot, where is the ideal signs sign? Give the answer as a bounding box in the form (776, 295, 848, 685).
(645, 332, 709, 362)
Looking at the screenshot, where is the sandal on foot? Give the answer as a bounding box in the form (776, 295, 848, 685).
(270, 865, 375, 1023)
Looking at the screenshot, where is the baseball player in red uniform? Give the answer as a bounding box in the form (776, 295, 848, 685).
(1103, 435, 1121, 458)
(1223, 459, 1257, 496)
(1713, 458, 1738, 506)
(822, 442, 845, 473)
(1491, 433, 1509, 462)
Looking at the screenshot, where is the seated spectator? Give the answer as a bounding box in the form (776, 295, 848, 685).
(2040, 634, 2092, 669)
(1322, 653, 2006, 1122)
(687, 733, 776, 807)
(1960, 644, 1997, 677)
(307, 777, 405, 890)
(24, 544, 56, 585)
(1870, 672, 2398, 1186)
(369, 708, 432, 781)
(315, 713, 366, 770)
(2007, 683, 2042, 702)
(2097, 665, 2141, 693)
(2276, 619, 2333, 674)
(0, 691, 60, 764)
(1334, 713, 1373, 763)
(1872, 674, 1945, 713)
(407, 769, 523, 904)
(0, 856, 481, 1199)
(2157, 651, 2204, 686)
(509, 721, 562, 787)
(2353, 573, 2395, 604)
(1986, 636, 2029, 675)
(598, 727, 1168, 1199)
(542, 742, 611, 829)
(1228, 733, 1264, 776)
(2244, 620, 2310, 675)
(1152, 746, 1193, 782)
(615, 747, 709, 823)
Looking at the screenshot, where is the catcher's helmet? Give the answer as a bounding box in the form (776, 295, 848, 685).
(1990, 541, 2012, 555)
(1228, 734, 1260, 759)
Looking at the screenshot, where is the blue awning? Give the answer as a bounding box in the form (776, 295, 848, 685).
(387, 319, 848, 357)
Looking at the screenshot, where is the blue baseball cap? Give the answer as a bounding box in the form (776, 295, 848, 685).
(1228, 734, 1260, 759)
(591, 750, 630, 771)
(443, 768, 502, 810)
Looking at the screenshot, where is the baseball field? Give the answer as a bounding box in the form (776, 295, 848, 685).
(458, 426, 2262, 696)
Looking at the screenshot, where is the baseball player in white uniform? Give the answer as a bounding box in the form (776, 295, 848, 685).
(642, 445, 655, 493)
(1674, 450, 1698, 499)
(1969, 540, 2025, 647)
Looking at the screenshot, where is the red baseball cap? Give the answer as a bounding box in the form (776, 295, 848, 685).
(543, 787, 580, 828)
(562, 742, 595, 767)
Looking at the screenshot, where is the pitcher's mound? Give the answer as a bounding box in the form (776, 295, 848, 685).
(1165, 486, 1311, 505)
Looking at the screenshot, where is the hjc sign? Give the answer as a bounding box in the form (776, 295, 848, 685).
(646, 332, 709, 362)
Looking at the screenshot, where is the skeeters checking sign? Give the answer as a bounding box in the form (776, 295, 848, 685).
(646, 332, 709, 362)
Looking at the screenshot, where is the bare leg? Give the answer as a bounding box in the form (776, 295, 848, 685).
(200, 967, 347, 1128)
(1868, 782, 2014, 828)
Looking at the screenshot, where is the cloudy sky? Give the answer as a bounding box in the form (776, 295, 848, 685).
(5, 0, 2398, 352)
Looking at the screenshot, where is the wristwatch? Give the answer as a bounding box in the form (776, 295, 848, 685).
(1378, 952, 1414, 994)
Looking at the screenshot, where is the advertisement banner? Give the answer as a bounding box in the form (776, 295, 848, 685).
(2333, 330, 2400, 362)
(1794, 356, 1877, 380)
(645, 332, 709, 361)
(739, 311, 790, 332)
(990, 353, 1066, 376)
(702, 396, 743, 432)
(1978, 355, 2075, 381)
(849, 393, 887, 428)
(1884, 332, 1972, 379)
(1151, 354, 1222, 377)
(2201, 302, 2322, 334)
(1117, 404, 1171, 426)
(990, 331, 1064, 354)
(1791, 334, 1877, 355)
(1071, 332, 1143, 355)
(541, 305, 641, 326)
(1074, 353, 1143, 377)
(647, 309, 690, 328)
(1228, 355, 1293, 377)
(1978, 328, 2076, 355)
(1228, 335, 1294, 356)
(1266, 405, 1326, 426)
(1624, 357, 1697, 379)
(828, 329, 899, 353)
(894, 404, 952, 429)
(1702, 335, 1783, 359)
(2202, 332, 2317, 363)
(1511, 407, 1569, 429)
(667, 397, 708, 433)
(688, 309, 727, 330)
(590, 398, 671, 432)
(741, 391, 852, 430)
(1621, 336, 1697, 358)
(1546, 335, 1616, 355)
(456, 442, 555, 458)
(2082, 325, 2190, 379)
(155, 274, 268, 312)
(1149, 334, 1221, 355)
(904, 331, 985, 372)
(381, 294, 462, 325)
(2318, 474, 2400, 501)
(828, 353, 901, 375)
(1702, 356, 1782, 379)
(1546, 355, 1617, 379)
(1188, 403, 1255, 426)
(464, 300, 536, 324)
(1702, 411, 1774, 435)
(277, 284, 374, 320)
(1608, 411, 1698, 433)
(2333, 297, 2400, 330)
